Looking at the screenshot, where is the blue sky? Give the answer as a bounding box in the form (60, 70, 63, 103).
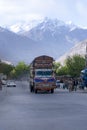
(0, 0, 87, 27)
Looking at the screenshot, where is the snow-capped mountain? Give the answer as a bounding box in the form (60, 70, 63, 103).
(7, 17, 77, 36)
(0, 17, 87, 65)
(27, 18, 85, 41)
(6, 18, 44, 33)
(18, 18, 87, 59)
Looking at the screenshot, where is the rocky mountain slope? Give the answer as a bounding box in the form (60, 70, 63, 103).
(0, 18, 87, 65)
(57, 40, 87, 65)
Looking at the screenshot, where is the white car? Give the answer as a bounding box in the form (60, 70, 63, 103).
(1, 80, 7, 85)
(7, 81, 16, 87)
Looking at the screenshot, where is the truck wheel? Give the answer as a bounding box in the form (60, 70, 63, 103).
(30, 87, 32, 92)
(35, 89, 37, 93)
(30, 88, 32, 92)
(30, 85, 33, 92)
(51, 89, 54, 93)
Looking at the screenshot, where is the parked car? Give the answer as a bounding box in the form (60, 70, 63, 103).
(7, 81, 16, 87)
(1, 80, 7, 85)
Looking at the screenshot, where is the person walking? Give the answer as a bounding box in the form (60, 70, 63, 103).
(75, 79, 78, 91)
(68, 78, 73, 92)
(0, 79, 2, 90)
(73, 78, 78, 91)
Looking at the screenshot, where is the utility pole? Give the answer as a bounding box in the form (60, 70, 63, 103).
(85, 42, 87, 68)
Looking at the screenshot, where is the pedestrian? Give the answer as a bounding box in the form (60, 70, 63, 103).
(73, 78, 78, 91)
(64, 79, 68, 89)
(75, 79, 78, 91)
(68, 78, 73, 92)
(0, 79, 2, 90)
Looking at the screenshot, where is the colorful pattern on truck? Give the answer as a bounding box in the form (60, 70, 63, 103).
(34, 77, 55, 83)
(29, 55, 56, 93)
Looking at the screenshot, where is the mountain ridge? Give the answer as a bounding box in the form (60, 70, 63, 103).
(0, 17, 87, 65)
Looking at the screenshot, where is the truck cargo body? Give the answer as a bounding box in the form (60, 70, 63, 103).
(29, 55, 56, 93)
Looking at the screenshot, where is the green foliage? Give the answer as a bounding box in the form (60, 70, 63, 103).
(0, 62, 14, 76)
(57, 66, 68, 76)
(0, 61, 30, 79)
(10, 62, 30, 78)
(65, 55, 85, 77)
(53, 62, 61, 74)
(54, 55, 85, 77)
(0, 54, 85, 79)
(10, 69, 17, 78)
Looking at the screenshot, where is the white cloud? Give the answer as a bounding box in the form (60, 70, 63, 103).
(76, 1, 87, 16)
(0, 0, 87, 27)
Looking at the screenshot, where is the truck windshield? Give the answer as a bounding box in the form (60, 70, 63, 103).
(35, 70, 53, 77)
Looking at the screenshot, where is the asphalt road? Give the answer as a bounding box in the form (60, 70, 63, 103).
(0, 81, 87, 130)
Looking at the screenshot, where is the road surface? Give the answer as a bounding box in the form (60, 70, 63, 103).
(0, 81, 87, 130)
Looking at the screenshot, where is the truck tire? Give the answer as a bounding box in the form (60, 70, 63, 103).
(35, 89, 37, 93)
(51, 89, 54, 93)
(30, 85, 33, 92)
(30, 87, 32, 92)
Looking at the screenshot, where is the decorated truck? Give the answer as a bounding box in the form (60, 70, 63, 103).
(29, 55, 56, 93)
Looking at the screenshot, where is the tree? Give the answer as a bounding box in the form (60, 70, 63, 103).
(11, 62, 29, 78)
(53, 62, 61, 75)
(57, 66, 68, 76)
(10, 69, 17, 79)
(0, 62, 14, 77)
(65, 55, 85, 77)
